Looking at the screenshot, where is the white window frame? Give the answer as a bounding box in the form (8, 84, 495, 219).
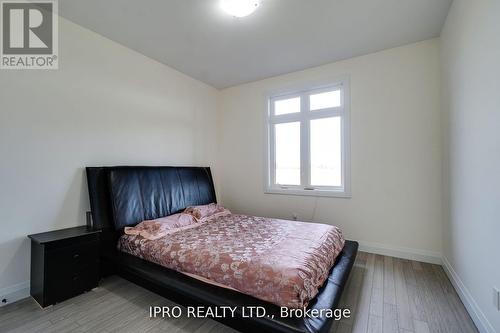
(265, 79, 351, 198)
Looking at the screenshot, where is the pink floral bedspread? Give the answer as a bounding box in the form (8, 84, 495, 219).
(117, 214, 345, 308)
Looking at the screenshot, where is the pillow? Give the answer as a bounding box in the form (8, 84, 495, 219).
(124, 213, 197, 240)
(184, 203, 231, 222)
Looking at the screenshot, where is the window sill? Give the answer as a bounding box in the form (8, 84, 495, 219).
(264, 188, 351, 198)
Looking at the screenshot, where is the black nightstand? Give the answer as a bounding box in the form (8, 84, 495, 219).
(28, 226, 101, 307)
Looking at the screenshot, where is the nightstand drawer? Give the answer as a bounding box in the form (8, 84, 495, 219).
(48, 268, 99, 304)
(47, 241, 99, 273)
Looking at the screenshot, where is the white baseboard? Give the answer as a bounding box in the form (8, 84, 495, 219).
(442, 256, 496, 333)
(0, 281, 30, 307)
(358, 241, 442, 264)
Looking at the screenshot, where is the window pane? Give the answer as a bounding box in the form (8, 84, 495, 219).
(275, 122, 300, 185)
(310, 117, 342, 186)
(274, 97, 300, 116)
(310, 90, 341, 110)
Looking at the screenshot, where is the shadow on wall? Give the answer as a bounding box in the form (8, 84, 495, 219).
(52, 167, 91, 231)
(56, 167, 90, 227)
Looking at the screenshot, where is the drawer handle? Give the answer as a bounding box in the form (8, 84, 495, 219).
(73, 254, 80, 259)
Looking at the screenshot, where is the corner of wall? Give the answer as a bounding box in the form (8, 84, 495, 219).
(442, 257, 497, 333)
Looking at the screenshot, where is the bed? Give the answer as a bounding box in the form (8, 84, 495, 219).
(86, 166, 358, 333)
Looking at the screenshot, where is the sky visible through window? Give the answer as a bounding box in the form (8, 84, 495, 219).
(275, 122, 301, 185)
(310, 90, 341, 110)
(310, 117, 341, 186)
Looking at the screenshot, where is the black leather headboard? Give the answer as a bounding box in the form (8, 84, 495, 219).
(86, 166, 216, 231)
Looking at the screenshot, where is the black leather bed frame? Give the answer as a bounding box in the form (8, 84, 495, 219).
(86, 166, 358, 333)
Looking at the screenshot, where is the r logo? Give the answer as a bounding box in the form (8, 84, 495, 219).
(2, 1, 53, 54)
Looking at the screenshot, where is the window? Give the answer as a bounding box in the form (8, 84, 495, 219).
(265, 81, 350, 197)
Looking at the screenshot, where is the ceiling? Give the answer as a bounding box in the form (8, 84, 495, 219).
(59, 0, 453, 89)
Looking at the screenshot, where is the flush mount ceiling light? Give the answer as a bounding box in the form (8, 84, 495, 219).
(220, 0, 261, 18)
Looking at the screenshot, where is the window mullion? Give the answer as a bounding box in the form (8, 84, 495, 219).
(305, 108, 343, 120)
(300, 93, 310, 189)
(269, 113, 302, 124)
(269, 122, 276, 187)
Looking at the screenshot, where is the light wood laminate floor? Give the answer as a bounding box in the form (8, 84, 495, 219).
(0, 252, 478, 333)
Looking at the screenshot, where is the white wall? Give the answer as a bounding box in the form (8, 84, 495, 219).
(0, 17, 219, 302)
(217, 39, 443, 261)
(440, 1, 500, 332)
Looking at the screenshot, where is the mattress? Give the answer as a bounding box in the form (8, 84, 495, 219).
(117, 214, 345, 308)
